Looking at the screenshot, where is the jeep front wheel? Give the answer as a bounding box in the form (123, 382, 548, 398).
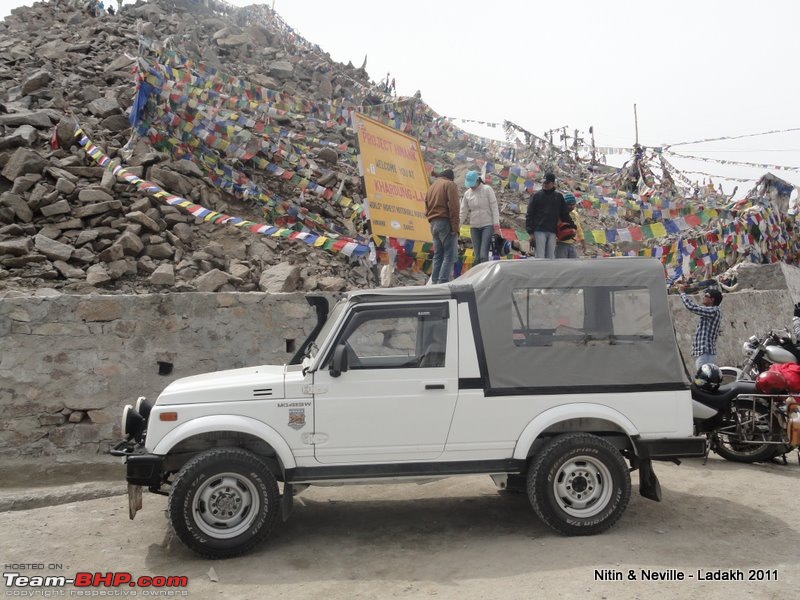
(528, 433, 631, 536)
(168, 448, 280, 559)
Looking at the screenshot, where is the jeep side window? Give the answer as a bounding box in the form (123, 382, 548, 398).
(512, 286, 653, 347)
(333, 305, 448, 369)
(610, 288, 654, 338)
(512, 288, 585, 346)
(418, 317, 447, 368)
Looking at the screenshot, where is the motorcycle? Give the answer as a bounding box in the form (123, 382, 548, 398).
(720, 329, 800, 383)
(692, 373, 800, 464)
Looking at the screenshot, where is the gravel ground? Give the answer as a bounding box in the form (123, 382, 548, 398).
(1, 454, 798, 599)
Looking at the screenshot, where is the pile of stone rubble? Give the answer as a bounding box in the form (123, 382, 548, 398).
(2, 0, 725, 298)
(0, 0, 432, 295)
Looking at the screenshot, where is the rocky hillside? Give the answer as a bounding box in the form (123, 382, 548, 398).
(0, 0, 435, 294)
(1, 0, 789, 298)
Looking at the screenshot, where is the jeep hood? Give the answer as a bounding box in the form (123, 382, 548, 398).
(156, 365, 286, 405)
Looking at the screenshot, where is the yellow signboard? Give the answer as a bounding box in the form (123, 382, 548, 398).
(354, 113, 431, 242)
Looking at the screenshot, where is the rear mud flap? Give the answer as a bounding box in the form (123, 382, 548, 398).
(638, 460, 662, 502)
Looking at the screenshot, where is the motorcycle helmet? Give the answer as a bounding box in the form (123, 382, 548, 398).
(694, 363, 722, 392)
(755, 370, 788, 395)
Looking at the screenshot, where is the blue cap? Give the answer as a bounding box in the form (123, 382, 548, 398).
(564, 192, 576, 204)
(464, 170, 479, 187)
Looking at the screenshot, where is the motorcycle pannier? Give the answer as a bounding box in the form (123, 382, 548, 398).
(788, 401, 800, 447)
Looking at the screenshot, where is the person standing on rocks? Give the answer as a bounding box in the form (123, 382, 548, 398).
(554, 192, 585, 259)
(525, 172, 574, 259)
(425, 169, 460, 284)
(460, 170, 500, 266)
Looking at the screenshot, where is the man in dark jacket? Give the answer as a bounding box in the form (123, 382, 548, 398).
(525, 172, 574, 258)
(424, 169, 460, 284)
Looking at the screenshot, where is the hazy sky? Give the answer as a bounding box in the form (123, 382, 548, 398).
(3, 0, 799, 194)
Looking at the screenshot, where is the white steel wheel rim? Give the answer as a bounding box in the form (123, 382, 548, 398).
(552, 455, 614, 518)
(193, 472, 261, 539)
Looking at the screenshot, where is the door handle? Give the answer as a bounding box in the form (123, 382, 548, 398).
(425, 383, 445, 390)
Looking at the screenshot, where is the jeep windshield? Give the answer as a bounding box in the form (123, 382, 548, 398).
(308, 297, 347, 364)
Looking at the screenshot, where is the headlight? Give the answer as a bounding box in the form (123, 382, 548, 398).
(134, 396, 153, 420)
(742, 341, 756, 357)
(122, 404, 146, 442)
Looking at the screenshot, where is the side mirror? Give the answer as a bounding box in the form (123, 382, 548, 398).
(329, 344, 349, 377)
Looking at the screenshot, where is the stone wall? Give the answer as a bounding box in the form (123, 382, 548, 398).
(670, 289, 794, 371)
(671, 263, 800, 370)
(0, 292, 322, 457)
(2, 282, 798, 458)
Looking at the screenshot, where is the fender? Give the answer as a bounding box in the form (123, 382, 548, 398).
(512, 403, 639, 460)
(151, 414, 297, 470)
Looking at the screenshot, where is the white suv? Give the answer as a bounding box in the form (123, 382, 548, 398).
(113, 257, 704, 558)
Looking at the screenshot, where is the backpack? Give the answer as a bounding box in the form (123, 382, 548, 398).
(489, 233, 511, 259)
(770, 363, 800, 393)
(557, 220, 577, 241)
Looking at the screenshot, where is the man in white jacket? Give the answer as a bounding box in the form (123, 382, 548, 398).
(460, 170, 500, 265)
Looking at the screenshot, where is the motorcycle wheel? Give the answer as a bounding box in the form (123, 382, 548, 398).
(714, 400, 780, 463)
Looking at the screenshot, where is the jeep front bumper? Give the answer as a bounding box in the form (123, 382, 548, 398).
(110, 441, 163, 489)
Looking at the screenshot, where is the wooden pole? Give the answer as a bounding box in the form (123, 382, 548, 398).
(573, 128, 580, 161)
(633, 103, 639, 146)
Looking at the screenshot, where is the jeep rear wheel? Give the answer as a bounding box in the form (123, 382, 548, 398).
(168, 448, 280, 559)
(528, 433, 631, 536)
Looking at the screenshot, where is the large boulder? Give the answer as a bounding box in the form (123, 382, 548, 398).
(194, 268, 230, 292)
(0, 192, 33, 222)
(1, 148, 47, 181)
(259, 262, 301, 292)
(21, 69, 52, 95)
(0, 125, 38, 150)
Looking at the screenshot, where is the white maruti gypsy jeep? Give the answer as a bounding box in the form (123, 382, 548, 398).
(112, 257, 705, 558)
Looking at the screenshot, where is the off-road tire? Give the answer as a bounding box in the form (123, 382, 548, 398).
(527, 433, 631, 536)
(168, 447, 280, 559)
